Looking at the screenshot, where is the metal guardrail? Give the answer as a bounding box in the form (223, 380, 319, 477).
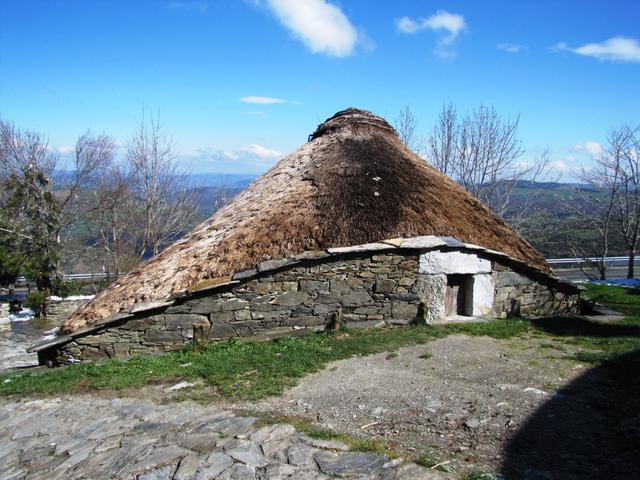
(546, 256, 637, 269)
(14, 272, 121, 285)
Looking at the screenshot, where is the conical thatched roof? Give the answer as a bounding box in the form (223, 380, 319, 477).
(63, 108, 549, 333)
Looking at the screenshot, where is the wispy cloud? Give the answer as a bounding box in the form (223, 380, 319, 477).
(551, 160, 569, 172)
(181, 143, 283, 173)
(573, 141, 604, 158)
(240, 96, 286, 104)
(54, 145, 74, 154)
(240, 144, 282, 159)
(167, 1, 208, 13)
(553, 36, 640, 63)
(395, 10, 467, 59)
(497, 42, 526, 54)
(264, 0, 358, 57)
(244, 111, 266, 117)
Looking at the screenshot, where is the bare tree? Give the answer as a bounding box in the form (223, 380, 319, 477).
(426, 103, 458, 175)
(84, 164, 141, 276)
(395, 105, 423, 154)
(455, 105, 525, 214)
(56, 132, 116, 259)
(126, 112, 199, 257)
(568, 137, 623, 280)
(609, 124, 640, 278)
(427, 104, 536, 215)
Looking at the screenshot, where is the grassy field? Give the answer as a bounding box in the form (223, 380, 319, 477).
(2, 284, 639, 399)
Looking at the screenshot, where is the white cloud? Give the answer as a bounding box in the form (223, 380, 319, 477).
(240, 96, 286, 104)
(395, 10, 467, 59)
(53, 145, 74, 154)
(265, 0, 358, 57)
(396, 11, 466, 42)
(497, 43, 525, 54)
(182, 143, 283, 173)
(553, 36, 640, 63)
(573, 141, 604, 157)
(551, 160, 569, 172)
(395, 17, 421, 34)
(240, 144, 282, 159)
(167, 1, 208, 13)
(244, 111, 266, 117)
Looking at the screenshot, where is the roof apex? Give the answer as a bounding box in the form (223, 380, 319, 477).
(309, 107, 396, 141)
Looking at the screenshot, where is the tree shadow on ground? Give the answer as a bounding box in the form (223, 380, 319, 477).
(529, 316, 640, 338)
(500, 349, 640, 480)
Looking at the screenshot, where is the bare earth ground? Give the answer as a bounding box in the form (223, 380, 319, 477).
(212, 333, 638, 479)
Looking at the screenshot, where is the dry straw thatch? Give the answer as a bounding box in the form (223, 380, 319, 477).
(64, 108, 549, 333)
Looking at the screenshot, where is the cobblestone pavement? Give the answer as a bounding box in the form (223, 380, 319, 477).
(0, 396, 448, 480)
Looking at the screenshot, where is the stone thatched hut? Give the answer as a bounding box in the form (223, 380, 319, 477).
(32, 108, 579, 365)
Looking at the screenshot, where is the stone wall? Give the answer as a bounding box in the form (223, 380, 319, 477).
(493, 268, 579, 317)
(38, 249, 580, 365)
(44, 253, 424, 364)
(46, 299, 92, 324)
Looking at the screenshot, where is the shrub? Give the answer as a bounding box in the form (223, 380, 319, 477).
(25, 291, 47, 317)
(51, 278, 83, 297)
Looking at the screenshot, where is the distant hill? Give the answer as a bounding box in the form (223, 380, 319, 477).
(188, 173, 257, 188)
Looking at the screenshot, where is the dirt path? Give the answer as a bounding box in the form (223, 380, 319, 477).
(223, 334, 595, 476)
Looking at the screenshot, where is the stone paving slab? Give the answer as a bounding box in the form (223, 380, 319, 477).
(0, 396, 451, 479)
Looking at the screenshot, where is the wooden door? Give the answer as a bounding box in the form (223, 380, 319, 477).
(445, 275, 468, 316)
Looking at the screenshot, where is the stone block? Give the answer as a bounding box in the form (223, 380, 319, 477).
(391, 302, 418, 321)
(145, 329, 183, 344)
(209, 311, 235, 322)
(386, 292, 420, 302)
(186, 297, 224, 314)
(251, 310, 290, 321)
(165, 314, 207, 331)
(345, 320, 386, 329)
(398, 277, 415, 286)
(80, 346, 109, 360)
(299, 280, 329, 294)
(340, 290, 372, 306)
(346, 277, 365, 287)
(120, 316, 161, 331)
(234, 310, 252, 321)
(419, 250, 491, 275)
(495, 272, 534, 288)
(370, 267, 391, 274)
(329, 281, 353, 295)
(220, 298, 249, 311)
(232, 268, 258, 280)
(312, 303, 339, 315)
(210, 321, 237, 339)
(272, 291, 311, 306)
(353, 306, 379, 315)
(257, 258, 298, 273)
(374, 278, 396, 293)
(281, 316, 325, 327)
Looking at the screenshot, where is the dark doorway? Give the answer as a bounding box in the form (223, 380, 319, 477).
(445, 274, 472, 316)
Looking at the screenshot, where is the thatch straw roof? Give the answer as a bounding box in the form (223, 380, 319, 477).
(63, 108, 550, 333)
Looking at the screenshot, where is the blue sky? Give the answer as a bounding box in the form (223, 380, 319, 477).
(1, 0, 639, 178)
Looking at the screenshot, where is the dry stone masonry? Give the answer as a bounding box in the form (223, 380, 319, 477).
(33, 241, 580, 366)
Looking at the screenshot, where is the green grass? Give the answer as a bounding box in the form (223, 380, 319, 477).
(2, 284, 639, 399)
(0, 320, 528, 399)
(252, 412, 398, 458)
(530, 284, 640, 364)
